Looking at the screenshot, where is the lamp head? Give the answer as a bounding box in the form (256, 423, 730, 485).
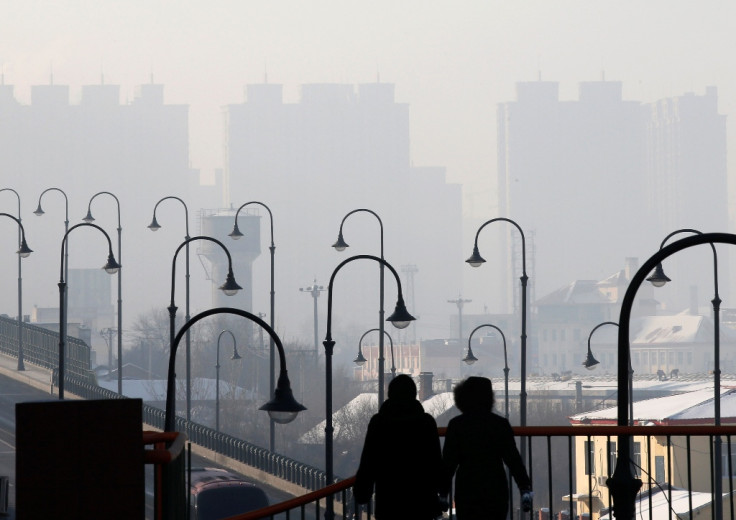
(646, 263, 671, 288)
(259, 372, 307, 424)
(332, 233, 349, 252)
(103, 253, 121, 275)
(582, 350, 600, 370)
(82, 209, 95, 223)
(463, 348, 478, 365)
(228, 223, 244, 240)
(387, 300, 416, 329)
(231, 347, 242, 361)
(465, 246, 486, 268)
(17, 239, 33, 258)
(353, 350, 367, 366)
(33, 204, 45, 217)
(220, 271, 242, 296)
(147, 216, 161, 231)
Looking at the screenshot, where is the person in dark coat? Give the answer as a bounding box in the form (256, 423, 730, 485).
(442, 376, 533, 520)
(355, 374, 445, 519)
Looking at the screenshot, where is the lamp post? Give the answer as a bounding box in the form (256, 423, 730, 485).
(467, 217, 528, 461)
(332, 209, 388, 405)
(646, 228, 722, 519)
(148, 196, 194, 422)
(610, 232, 735, 520)
(168, 236, 242, 423)
(215, 329, 241, 433)
(0, 189, 25, 371)
(229, 200, 277, 452)
(323, 254, 415, 519)
(35, 187, 70, 368)
(83, 191, 123, 394)
(354, 328, 396, 380)
(581, 321, 634, 425)
(300, 279, 325, 363)
(162, 307, 306, 520)
(464, 324, 509, 419)
(57, 223, 120, 400)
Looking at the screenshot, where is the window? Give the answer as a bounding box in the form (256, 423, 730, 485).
(668, 352, 674, 364)
(633, 442, 642, 477)
(677, 351, 684, 364)
(552, 329, 557, 341)
(722, 445, 736, 478)
(584, 440, 595, 475)
(608, 441, 617, 474)
(655, 455, 665, 483)
(633, 353, 640, 366)
(561, 329, 566, 341)
(688, 352, 693, 365)
(659, 352, 665, 363)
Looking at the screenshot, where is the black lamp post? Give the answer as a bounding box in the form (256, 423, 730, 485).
(83, 191, 124, 394)
(610, 232, 736, 520)
(35, 187, 70, 369)
(465, 324, 510, 419)
(229, 200, 277, 452)
(354, 328, 396, 379)
(215, 329, 241, 433)
(165, 307, 305, 432)
(0, 189, 26, 371)
(57, 223, 120, 400)
(332, 209, 388, 405)
(647, 228, 723, 519)
(467, 217, 528, 462)
(168, 236, 241, 423)
(149, 196, 194, 422)
(323, 254, 415, 519)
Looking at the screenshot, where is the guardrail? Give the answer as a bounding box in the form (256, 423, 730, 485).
(226, 425, 736, 520)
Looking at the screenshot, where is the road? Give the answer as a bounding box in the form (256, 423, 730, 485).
(0, 370, 295, 518)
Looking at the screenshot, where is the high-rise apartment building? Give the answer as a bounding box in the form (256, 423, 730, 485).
(224, 82, 463, 347)
(497, 80, 727, 311)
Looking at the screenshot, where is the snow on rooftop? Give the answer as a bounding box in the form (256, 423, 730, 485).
(599, 487, 721, 520)
(570, 388, 736, 423)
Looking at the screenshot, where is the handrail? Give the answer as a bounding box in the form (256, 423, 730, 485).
(228, 424, 736, 520)
(142, 431, 186, 465)
(228, 477, 357, 520)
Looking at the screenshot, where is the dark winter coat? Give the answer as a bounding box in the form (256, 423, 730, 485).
(354, 398, 444, 519)
(442, 411, 531, 520)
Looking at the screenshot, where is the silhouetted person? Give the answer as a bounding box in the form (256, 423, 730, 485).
(442, 376, 533, 519)
(355, 374, 445, 519)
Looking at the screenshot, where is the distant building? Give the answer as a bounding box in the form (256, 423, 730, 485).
(496, 80, 728, 312)
(223, 82, 463, 342)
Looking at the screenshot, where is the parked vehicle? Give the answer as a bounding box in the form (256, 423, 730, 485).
(190, 467, 269, 520)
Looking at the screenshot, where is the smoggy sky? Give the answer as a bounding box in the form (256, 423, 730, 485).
(3, 0, 734, 213)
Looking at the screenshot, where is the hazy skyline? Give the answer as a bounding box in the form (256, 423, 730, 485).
(2, 2, 735, 358)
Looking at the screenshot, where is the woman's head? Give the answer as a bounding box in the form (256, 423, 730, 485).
(388, 374, 417, 402)
(453, 376, 495, 413)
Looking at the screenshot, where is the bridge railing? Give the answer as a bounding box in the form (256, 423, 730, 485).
(227, 425, 736, 520)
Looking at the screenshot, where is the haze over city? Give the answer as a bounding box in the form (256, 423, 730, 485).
(1, 1, 735, 367)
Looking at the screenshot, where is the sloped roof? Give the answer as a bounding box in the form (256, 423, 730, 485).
(599, 487, 718, 520)
(630, 313, 736, 345)
(536, 280, 611, 306)
(569, 387, 736, 424)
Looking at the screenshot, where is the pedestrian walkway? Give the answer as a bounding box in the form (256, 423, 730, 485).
(0, 353, 55, 397)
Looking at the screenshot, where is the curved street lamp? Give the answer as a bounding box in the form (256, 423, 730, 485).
(168, 236, 241, 422)
(323, 254, 414, 519)
(466, 217, 528, 462)
(35, 187, 70, 369)
(465, 324, 510, 419)
(58, 223, 120, 400)
(229, 200, 277, 452)
(149, 196, 195, 422)
(646, 228, 722, 518)
(215, 329, 241, 433)
(0, 189, 26, 371)
(610, 232, 736, 520)
(354, 328, 396, 379)
(332, 208, 389, 405)
(83, 191, 124, 394)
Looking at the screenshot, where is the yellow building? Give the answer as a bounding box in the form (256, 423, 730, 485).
(567, 388, 736, 520)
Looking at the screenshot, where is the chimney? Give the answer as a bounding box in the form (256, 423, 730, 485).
(624, 257, 638, 282)
(419, 372, 434, 401)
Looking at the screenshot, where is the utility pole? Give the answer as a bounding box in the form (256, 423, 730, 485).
(447, 295, 472, 348)
(100, 328, 116, 380)
(299, 279, 325, 363)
